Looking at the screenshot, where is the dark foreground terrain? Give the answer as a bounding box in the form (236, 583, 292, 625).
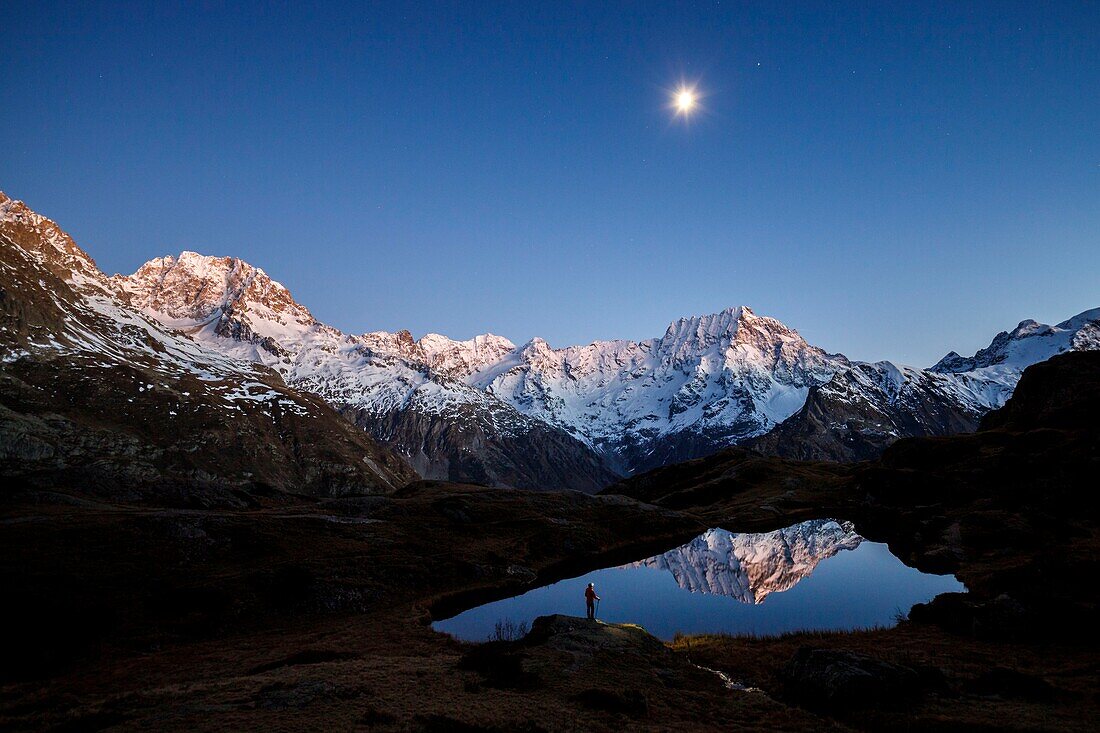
(1, 352, 1098, 731)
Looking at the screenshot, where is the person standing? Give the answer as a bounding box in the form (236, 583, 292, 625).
(585, 582, 600, 620)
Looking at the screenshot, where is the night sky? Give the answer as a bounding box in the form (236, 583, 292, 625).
(3, 1, 1097, 364)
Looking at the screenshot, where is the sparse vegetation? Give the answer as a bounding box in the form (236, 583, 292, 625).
(669, 624, 892, 647)
(490, 618, 529, 642)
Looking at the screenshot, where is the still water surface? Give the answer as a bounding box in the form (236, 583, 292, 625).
(433, 520, 964, 641)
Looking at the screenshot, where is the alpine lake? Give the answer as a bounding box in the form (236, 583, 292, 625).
(433, 519, 965, 642)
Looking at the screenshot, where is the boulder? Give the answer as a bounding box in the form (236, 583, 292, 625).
(782, 647, 921, 710)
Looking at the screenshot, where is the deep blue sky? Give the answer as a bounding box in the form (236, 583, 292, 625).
(3, 2, 1097, 365)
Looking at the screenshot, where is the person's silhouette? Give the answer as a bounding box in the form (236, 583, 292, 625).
(584, 582, 600, 620)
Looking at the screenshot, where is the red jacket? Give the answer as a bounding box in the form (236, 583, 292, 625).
(585, 587, 599, 602)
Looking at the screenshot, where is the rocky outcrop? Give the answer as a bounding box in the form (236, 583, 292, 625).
(526, 614, 669, 657)
(977, 348, 1100, 432)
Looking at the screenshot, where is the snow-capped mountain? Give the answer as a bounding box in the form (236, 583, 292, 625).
(7, 192, 1097, 489)
(932, 311, 1100, 379)
(112, 252, 618, 492)
(117, 254, 854, 476)
(458, 305, 1099, 470)
(462, 307, 845, 473)
(117, 244, 1100, 477)
(631, 521, 863, 603)
(750, 310, 1100, 461)
(0, 193, 414, 499)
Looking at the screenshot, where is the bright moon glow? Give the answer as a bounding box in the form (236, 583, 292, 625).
(672, 86, 698, 117)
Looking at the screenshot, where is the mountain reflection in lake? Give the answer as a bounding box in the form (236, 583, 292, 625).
(633, 520, 863, 604)
(433, 520, 965, 641)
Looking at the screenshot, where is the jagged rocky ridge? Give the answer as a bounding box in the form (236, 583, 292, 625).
(748, 310, 1100, 461)
(118, 246, 1099, 476)
(108, 255, 1100, 474)
(5, 192, 1098, 491)
(471, 308, 1099, 469)
(631, 520, 863, 603)
(0, 193, 415, 502)
(111, 252, 618, 492)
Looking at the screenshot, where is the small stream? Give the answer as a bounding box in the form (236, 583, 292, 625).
(433, 519, 965, 641)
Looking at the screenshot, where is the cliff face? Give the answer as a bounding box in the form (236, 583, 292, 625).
(339, 394, 620, 493)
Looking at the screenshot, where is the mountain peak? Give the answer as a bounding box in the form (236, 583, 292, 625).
(518, 336, 555, 355)
(663, 305, 753, 335)
(1009, 319, 1049, 339)
(931, 309, 1100, 373)
(0, 191, 106, 292)
(418, 332, 517, 377)
(115, 251, 316, 337)
(657, 305, 821, 365)
(1058, 308, 1100, 331)
(419, 332, 515, 352)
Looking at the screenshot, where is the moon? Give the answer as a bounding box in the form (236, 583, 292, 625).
(672, 86, 699, 116)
